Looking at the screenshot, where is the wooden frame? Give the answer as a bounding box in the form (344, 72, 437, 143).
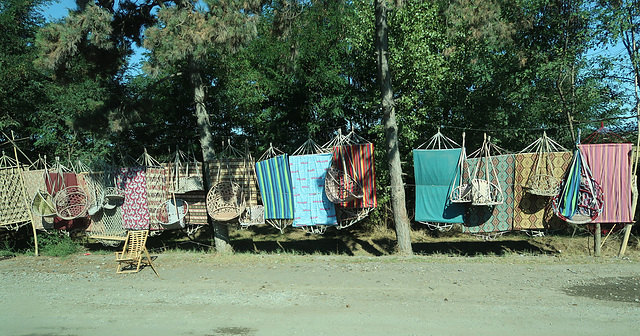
(115, 230, 160, 277)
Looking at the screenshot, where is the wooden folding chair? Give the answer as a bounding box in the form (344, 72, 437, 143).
(115, 230, 160, 277)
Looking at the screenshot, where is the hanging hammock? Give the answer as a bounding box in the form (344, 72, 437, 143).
(321, 128, 377, 229)
(468, 134, 504, 206)
(414, 129, 466, 231)
(289, 138, 338, 233)
(552, 141, 604, 224)
(255, 144, 294, 232)
(206, 140, 246, 223)
(519, 131, 568, 196)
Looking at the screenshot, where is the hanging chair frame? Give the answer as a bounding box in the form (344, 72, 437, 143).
(519, 131, 568, 197)
(206, 140, 247, 224)
(467, 134, 505, 206)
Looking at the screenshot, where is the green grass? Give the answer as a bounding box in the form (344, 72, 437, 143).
(38, 233, 84, 257)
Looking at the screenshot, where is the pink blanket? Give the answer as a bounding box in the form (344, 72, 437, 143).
(579, 143, 633, 223)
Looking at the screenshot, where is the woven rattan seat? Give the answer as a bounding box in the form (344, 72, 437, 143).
(53, 186, 89, 220)
(206, 181, 245, 222)
(325, 167, 363, 203)
(115, 230, 159, 277)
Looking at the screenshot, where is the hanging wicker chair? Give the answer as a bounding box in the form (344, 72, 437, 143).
(325, 167, 363, 203)
(31, 190, 56, 217)
(53, 185, 89, 220)
(468, 135, 504, 206)
(154, 198, 189, 229)
(206, 181, 245, 222)
(519, 131, 568, 197)
(450, 132, 472, 203)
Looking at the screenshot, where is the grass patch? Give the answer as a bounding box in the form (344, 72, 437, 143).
(38, 233, 84, 257)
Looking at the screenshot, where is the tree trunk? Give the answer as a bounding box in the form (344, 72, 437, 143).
(375, 0, 412, 255)
(189, 60, 232, 253)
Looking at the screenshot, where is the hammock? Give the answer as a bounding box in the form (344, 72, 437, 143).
(0, 152, 31, 230)
(413, 129, 465, 231)
(519, 131, 568, 196)
(255, 144, 294, 232)
(552, 145, 604, 224)
(468, 134, 504, 206)
(290, 139, 338, 230)
(322, 129, 377, 229)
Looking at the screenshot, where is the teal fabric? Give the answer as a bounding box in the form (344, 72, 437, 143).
(413, 149, 465, 223)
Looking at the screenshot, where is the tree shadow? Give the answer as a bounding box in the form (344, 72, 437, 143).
(411, 240, 555, 256)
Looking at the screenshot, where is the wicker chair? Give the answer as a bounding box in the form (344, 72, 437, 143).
(115, 230, 159, 277)
(325, 167, 363, 203)
(206, 181, 245, 222)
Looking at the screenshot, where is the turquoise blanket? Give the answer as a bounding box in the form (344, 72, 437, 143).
(289, 153, 337, 227)
(413, 149, 465, 223)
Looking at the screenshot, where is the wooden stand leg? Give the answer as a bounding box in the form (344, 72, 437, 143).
(594, 223, 602, 257)
(619, 223, 634, 257)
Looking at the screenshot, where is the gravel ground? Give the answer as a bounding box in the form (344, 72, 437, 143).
(1, 252, 639, 336)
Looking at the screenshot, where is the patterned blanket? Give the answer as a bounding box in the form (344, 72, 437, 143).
(463, 154, 515, 233)
(289, 153, 337, 227)
(513, 152, 571, 230)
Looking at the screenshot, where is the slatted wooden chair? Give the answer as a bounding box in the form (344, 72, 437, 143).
(115, 230, 160, 277)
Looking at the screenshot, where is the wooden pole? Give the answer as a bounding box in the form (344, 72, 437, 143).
(11, 131, 38, 256)
(594, 223, 602, 257)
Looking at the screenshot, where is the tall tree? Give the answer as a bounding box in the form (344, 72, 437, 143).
(375, 0, 412, 255)
(144, 0, 262, 252)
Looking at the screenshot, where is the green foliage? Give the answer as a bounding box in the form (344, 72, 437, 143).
(38, 233, 83, 257)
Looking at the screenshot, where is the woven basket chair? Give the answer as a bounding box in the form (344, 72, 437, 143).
(153, 198, 189, 229)
(53, 186, 89, 220)
(206, 181, 246, 222)
(31, 190, 56, 217)
(325, 167, 363, 204)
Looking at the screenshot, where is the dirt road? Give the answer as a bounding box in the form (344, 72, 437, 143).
(1, 253, 639, 336)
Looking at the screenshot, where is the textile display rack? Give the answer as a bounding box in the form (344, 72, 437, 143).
(414, 129, 465, 231)
(467, 134, 505, 206)
(518, 131, 568, 197)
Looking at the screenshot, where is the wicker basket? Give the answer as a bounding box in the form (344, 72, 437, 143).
(206, 181, 245, 222)
(325, 167, 363, 204)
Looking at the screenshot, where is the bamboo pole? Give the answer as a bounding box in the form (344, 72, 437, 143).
(11, 131, 38, 256)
